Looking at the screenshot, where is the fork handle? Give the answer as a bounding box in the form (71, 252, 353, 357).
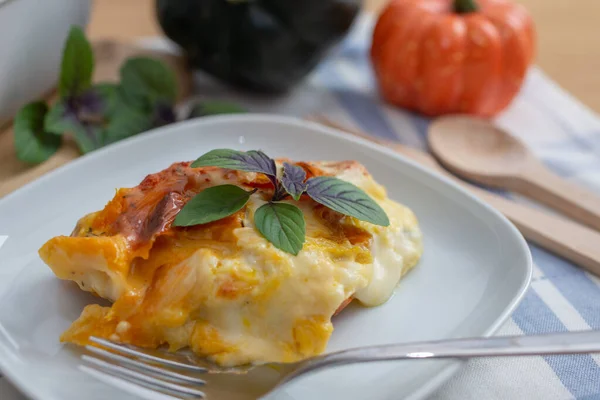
(286, 331, 600, 381)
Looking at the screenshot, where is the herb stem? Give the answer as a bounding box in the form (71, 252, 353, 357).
(272, 184, 289, 202)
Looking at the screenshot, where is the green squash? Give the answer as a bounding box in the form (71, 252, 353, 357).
(156, 0, 362, 93)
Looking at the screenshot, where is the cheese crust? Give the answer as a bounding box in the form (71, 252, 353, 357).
(39, 159, 422, 366)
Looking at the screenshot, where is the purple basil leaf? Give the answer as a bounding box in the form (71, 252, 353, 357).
(191, 149, 277, 186)
(46, 85, 116, 137)
(75, 90, 103, 116)
(306, 176, 390, 226)
(44, 100, 103, 153)
(83, 83, 118, 116)
(153, 101, 177, 127)
(281, 162, 307, 201)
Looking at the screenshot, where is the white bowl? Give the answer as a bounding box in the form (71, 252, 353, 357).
(0, 0, 92, 125)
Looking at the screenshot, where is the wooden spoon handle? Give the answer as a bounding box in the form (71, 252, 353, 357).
(516, 164, 600, 232)
(311, 116, 600, 276)
(397, 147, 600, 276)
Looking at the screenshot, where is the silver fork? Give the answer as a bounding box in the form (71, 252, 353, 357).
(81, 330, 600, 399)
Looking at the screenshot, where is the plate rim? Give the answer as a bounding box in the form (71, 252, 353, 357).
(0, 114, 533, 400)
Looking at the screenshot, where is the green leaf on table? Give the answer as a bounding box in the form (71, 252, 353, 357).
(44, 100, 70, 135)
(59, 26, 94, 97)
(44, 100, 102, 153)
(69, 122, 103, 154)
(173, 185, 255, 227)
(188, 101, 247, 119)
(120, 57, 177, 107)
(14, 102, 62, 164)
(103, 104, 153, 145)
(46, 85, 116, 136)
(91, 83, 119, 116)
(306, 176, 389, 226)
(254, 202, 305, 255)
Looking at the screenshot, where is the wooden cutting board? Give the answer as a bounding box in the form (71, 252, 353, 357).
(0, 40, 192, 198)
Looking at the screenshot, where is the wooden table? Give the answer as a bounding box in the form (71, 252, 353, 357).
(1, 0, 599, 196)
(89, 0, 600, 113)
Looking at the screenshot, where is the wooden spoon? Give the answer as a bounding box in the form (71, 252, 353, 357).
(311, 115, 600, 277)
(428, 116, 600, 232)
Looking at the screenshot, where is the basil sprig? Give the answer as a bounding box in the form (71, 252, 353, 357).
(173, 149, 389, 255)
(14, 26, 245, 164)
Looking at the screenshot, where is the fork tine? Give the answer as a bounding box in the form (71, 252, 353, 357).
(82, 355, 206, 399)
(90, 337, 207, 373)
(85, 345, 206, 385)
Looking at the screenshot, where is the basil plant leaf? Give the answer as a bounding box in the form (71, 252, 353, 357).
(44, 100, 71, 136)
(254, 202, 305, 256)
(68, 84, 117, 126)
(113, 83, 152, 115)
(89, 83, 119, 116)
(192, 149, 277, 179)
(14, 102, 62, 164)
(70, 123, 104, 154)
(103, 105, 153, 145)
(306, 176, 390, 226)
(59, 26, 94, 97)
(120, 57, 177, 106)
(44, 101, 103, 153)
(188, 101, 246, 119)
(281, 162, 307, 201)
(173, 185, 254, 227)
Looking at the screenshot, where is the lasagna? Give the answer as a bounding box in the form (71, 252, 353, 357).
(39, 159, 422, 366)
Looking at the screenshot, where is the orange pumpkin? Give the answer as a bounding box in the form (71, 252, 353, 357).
(371, 0, 535, 117)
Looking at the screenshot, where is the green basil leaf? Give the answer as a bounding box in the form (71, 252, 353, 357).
(44, 100, 70, 135)
(14, 102, 61, 164)
(70, 123, 103, 154)
(91, 83, 119, 116)
(120, 57, 177, 106)
(59, 26, 94, 97)
(113, 83, 152, 114)
(173, 185, 254, 227)
(192, 149, 277, 178)
(188, 101, 246, 119)
(254, 202, 305, 255)
(103, 104, 153, 145)
(306, 176, 390, 226)
(44, 101, 102, 153)
(281, 162, 307, 201)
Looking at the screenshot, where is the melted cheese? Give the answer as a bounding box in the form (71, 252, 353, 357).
(39, 160, 422, 366)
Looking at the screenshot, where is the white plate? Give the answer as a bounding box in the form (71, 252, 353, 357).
(0, 115, 531, 400)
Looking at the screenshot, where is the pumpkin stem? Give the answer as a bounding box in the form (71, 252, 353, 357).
(454, 0, 478, 13)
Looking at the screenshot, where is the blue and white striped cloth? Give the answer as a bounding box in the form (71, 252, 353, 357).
(3, 14, 600, 400)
